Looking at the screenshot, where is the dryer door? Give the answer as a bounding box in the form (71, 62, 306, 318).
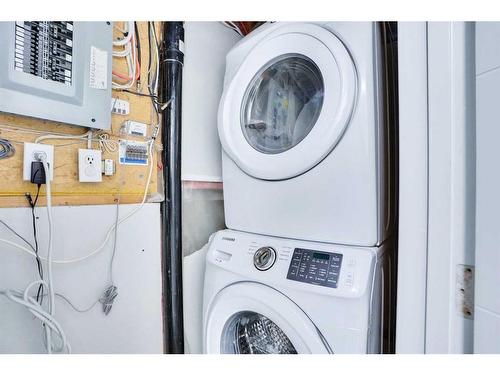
(204, 282, 331, 354)
(219, 23, 357, 180)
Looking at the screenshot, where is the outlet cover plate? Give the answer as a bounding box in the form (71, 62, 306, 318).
(78, 148, 102, 182)
(23, 142, 55, 181)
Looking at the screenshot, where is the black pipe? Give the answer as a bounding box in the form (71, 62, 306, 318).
(159, 21, 184, 354)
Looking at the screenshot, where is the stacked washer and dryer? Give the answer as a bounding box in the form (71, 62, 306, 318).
(202, 22, 396, 354)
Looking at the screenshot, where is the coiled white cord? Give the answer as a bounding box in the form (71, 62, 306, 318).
(0, 281, 70, 354)
(0, 156, 71, 354)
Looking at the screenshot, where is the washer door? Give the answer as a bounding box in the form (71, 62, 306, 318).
(219, 23, 357, 180)
(204, 282, 330, 354)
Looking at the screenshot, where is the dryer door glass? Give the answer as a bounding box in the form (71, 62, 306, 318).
(221, 311, 298, 354)
(241, 54, 324, 155)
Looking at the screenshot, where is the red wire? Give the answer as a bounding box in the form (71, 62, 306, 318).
(236, 22, 248, 35)
(112, 34, 140, 82)
(112, 70, 132, 80)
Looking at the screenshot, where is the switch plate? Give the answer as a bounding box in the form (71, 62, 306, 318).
(78, 149, 102, 182)
(23, 142, 54, 181)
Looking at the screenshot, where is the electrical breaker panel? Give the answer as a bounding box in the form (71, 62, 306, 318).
(0, 21, 113, 130)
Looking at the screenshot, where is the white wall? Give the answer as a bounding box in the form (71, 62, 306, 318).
(181, 22, 241, 183)
(0, 203, 163, 354)
(474, 22, 500, 353)
(180, 22, 240, 256)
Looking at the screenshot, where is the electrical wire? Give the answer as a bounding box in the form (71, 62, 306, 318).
(147, 21, 160, 127)
(0, 219, 114, 316)
(0, 156, 71, 354)
(33, 129, 119, 155)
(221, 21, 244, 36)
(0, 282, 70, 354)
(112, 21, 138, 90)
(0, 140, 155, 264)
(41, 157, 56, 353)
(0, 138, 15, 159)
(25, 186, 44, 304)
(34, 130, 91, 144)
(134, 22, 142, 85)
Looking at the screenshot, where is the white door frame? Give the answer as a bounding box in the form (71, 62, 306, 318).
(396, 22, 429, 353)
(396, 22, 475, 353)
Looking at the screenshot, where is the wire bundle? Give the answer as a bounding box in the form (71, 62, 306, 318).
(221, 21, 265, 36)
(112, 21, 140, 90)
(0, 138, 15, 159)
(0, 157, 71, 354)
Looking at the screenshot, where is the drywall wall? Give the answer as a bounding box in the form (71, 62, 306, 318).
(0, 22, 161, 207)
(0, 203, 163, 353)
(474, 22, 500, 353)
(181, 22, 241, 183)
(181, 22, 240, 256)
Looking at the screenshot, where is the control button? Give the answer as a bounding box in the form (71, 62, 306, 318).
(344, 271, 354, 287)
(348, 258, 356, 266)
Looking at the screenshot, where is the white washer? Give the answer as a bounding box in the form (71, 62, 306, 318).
(218, 22, 393, 246)
(203, 230, 391, 354)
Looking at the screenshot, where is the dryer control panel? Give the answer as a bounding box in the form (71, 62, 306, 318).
(287, 248, 343, 288)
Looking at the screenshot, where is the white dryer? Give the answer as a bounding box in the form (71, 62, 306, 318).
(218, 22, 394, 246)
(202, 230, 392, 354)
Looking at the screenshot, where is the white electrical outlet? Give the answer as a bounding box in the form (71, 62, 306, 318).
(23, 142, 55, 181)
(78, 149, 102, 182)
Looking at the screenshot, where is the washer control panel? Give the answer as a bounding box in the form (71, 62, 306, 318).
(286, 248, 343, 288)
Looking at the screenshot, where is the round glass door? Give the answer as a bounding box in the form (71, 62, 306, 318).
(221, 311, 298, 354)
(204, 282, 331, 353)
(241, 54, 324, 155)
(218, 23, 357, 180)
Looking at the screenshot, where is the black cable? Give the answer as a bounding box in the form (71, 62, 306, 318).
(121, 89, 158, 99)
(147, 22, 160, 121)
(25, 184, 44, 304)
(147, 22, 153, 92)
(134, 22, 141, 83)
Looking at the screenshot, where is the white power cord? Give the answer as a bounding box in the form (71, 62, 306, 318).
(0, 140, 155, 265)
(0, 156, 71, 354)
(34, 129, 119, 155)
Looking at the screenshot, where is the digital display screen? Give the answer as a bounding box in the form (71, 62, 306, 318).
(313, 252, 330, 260)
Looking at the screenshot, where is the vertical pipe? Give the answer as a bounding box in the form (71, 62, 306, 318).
(159, 21, 185, 354)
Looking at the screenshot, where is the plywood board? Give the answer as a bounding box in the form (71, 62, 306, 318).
(0, 22, 162, 207)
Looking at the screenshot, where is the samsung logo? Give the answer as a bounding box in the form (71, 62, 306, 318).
(222, 237, 235, 242)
